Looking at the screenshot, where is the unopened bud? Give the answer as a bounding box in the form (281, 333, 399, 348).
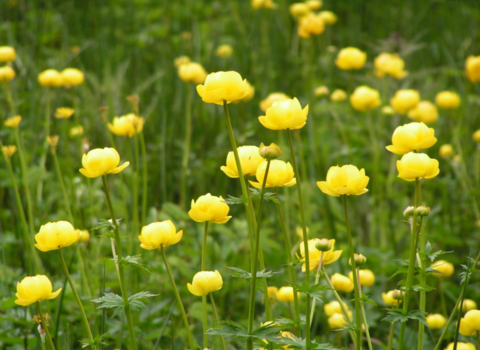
(47, 135, 59, 154)
(315, 238, 332, 252)
(415, 206, 430, 216)
(392, 289, 404, 301)
(403, 206, 415, 218)
(259, 142, 282, 160)
(349, 253, 367, 267)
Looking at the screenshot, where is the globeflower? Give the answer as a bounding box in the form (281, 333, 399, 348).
(0, 46, 16, 62)
(15, 275, 62, 306)
(459, 310, 480, 336)
(324, 301, 349, 316)
(396, 152, 440, 182)
(249, 160, 296, 188)
(258, 97, 308, 130)
(318, 11, 337, 25)
(298, 13, 325, 39)
(348, 269, 375, 286)
(238, 80, 255, 103)
(314, 85, 329, 97)
(187, 270, 223, 296)
(386, 122, 437, 155)
(61, 68, 84, 86)
(331, 273, 354, 292)
(108, 114, 145, 137)
(390, 89, 420, 114)
(35, 221, 79, 252)
(0, 66, 15, 82)
(79, 147, 130, 178)
(297, 238, 342, 271)
(445, 343, 475, 350)
(426, 314, 446, 329)
(55, 107, 75, 119)
(349, 86, 381, 111)
(139, 220, 183, 250)
(407, 101, 439, 124)
(196, 71, 249, 105)
(38, 69, 63, 87)
(174, 55, 190, 67)
(70, 126, 84, 137)
(374, 53, 407, 79)
(328, 313, 348, 329)
(305, 0, 322, 10)
(439, 144, 454, 158)
(2, 145, 17, 157)
(216, 44, 233, 58)
(330, 89, 347, 102)
(4, 115, 21, 128)
(466, 55, 480, 83)
(460, 299, 477, 312)
(189, 193, 231, 224)
(430, 260, 454, 278)
(77, 230, 90, 242)
(251, 0, 277, 9)
(382, 290, 402, 306)
(220, 145, 264, 178)
(276, 286, 297, 302)
(317, 164, 369, 197)
(178, 62, 208, 84)
(289, 3, 310, 17)
(435, 91, 461, 109)
(473, 130, 480, 143)
(335, 47, 367, 70)
(260, 92, 290, 112)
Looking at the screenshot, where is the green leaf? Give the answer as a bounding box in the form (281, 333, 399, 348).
(275, 334, 341, 350)
(290, 282, 332, 301)
(91, 292, 124, 318)
(113, 255, 150, 274)
(412, 283, 436, 292)
(227, 266, 278, 279)
(359, 294, 377, 306)
(128, 291, 158, 312)
(426, 250, 453, 262)
(80, 334, 107, 348)
(382, 309, 427, 325)
(90, 219, 117, 238)
(224, 194, 248, 205)
(206, 320, 249, 338)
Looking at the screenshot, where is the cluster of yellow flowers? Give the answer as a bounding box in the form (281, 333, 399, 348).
(287, 1, 337, 39)
(38, 68, 84, 87)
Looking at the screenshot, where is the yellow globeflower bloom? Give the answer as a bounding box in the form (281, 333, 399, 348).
(305, 0, 322, 10)
(459, 310, 480, 336)
(331, 273, 354, 293)
(318, 11, 337, 25)
(108, 114, 145, 137)
(276, 286, 297, 302)
(407, 101, 439, 124)
(61, 68, 84, 86)
(196, 71, 249, 105)
(390, 89, 420, 114)
(35, 221, 79, 252)
(397, 152, 440, 182)
(297, 238, 342, 272)
(238, 80, 255, 103)
(435, 91, 461, 109)
(2, 145, 17, 157)
(439, 144, 454, 158)
(4, 115, 22, 128)
(348, 269, 375, 287)
(260, 331, 294, 350)
(178, 62, 207, 84)
(382, 290, 402, 306)
(267, 286, 278, 299)
(138, 220, 183, 250)
(187, 270, 223, 296)
(249, 160, 296, 188)
(216, 44, 233, 58)
(324, 301, 349, 316)
(374, 53, 408, 79)
(70, 126, 84, 138)
(314, 85, 329, 97)
(426, 314, 446, 330)
(386, 122, 437, 155)
(258, 97, 308, 130)
(251, 0, 277, 9)
(0, 65, 15, 82)
(15, 275, 62, 306)
(189, 193, 231, 224)
(460, 299, 477, 312)
(47, 135, 59, 149)
(289, 3, 310, 17)
(221, 145, 264, 178)
(466, 55, 480, 83)
(317, 164, 369, 197)
(473, 130, 480, 143)
(79, 147, 130, 178)
(55, 107, 75, 119)
(445, 343, 476, 350)
(330, 89, 347, 102)
(328, 313, 347, 329)
(298, 13, 325, 39)
(335, 47, 367, 70)
(0, 46, 16, 62)
(174, 55, 190, 67)
(381, 106, 395, 115)
(260, 92, 290, 112)
(38, 69, 63, 87)
(349, 86, 381, 111)
(77, 230, 90, 243)
(431, 260, 454, 278)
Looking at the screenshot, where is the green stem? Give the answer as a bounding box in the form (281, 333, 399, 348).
(387, 304, 399, 350)
(160, 246, 195, 350)
(37, 87, 51, 203)
(418, 217, 426, 350)
(309, 252, 324, 325)
(37, 301, 55, 350)
(438, 279, 447, 316)
(181, 83, 193, 209)
(201, 221, 209, 348)
(132, 135, 140, 249)
(357, 269, 373, 350)
(52, 150, 74, 223)
(58, 249, 95, 347)
(209, 293, 227, 350)
(140, 132, 148, 225)
(3, 82, 16, 114)
(453, 258, 472, 350)
(202, 221, 209, 271)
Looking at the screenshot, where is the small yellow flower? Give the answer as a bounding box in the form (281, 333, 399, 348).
(15, 275, 62, 306)
(178, 62, 208, 84)
(407, 101, 439, 124)
(251, 0, 277, 9)
(330, 89, 347, 102)
(38, 69, 63, 87)
(298, 13, 325, 39)
(445, 343, 476, 350)
(386, 122, 437, 155)
(328, 313, 348, 329)
(249, 160, 296, 188)
(260, 92, 290, 112)
(108, 114, 145, 137)
(348, 269, 375, 286)
(297, 239, 342, 271)
(47, 135, 59, 149)
(4, 115, 22, 128)
(239, 80, 255, 103)
(2, 145, 17, 157)
(276, 286, 297, 302)
(459, 310, 480, 336)
(305, 0, 322, 10)
(335, 47, 367, 70)
(396, 152, 440, 182)
(0, 65, 15, 82)
(77, 230, 90, 243)
(188, 193, 231, 224)
(187, 270, 223, 296)
(466, 55, 480, 83)
(216, 44, 233, 58)
(138, 220, 183, 250)
(381, 106, 395, 115)
(374, 53, 408, 79)
(79, 147, 130, 178)
(382, 290, 402, 306)
(349, 86, 381, 111)
(0, 46, 16, 62)
(70, 126, 84, 137)
(439, 144, 454, 158)
(390, 89, 420, 114)
(196, 71, 249, 105)
(430, 260, 454, 278)
(35, 221, 79, 252)
(267, 286, 278, 299)
(435, 91, 461, 109)
(426, 314, 446, 330)
(317, 164, 369, 197)
(258, 97, 308, 130)
(55, 107, 75, 119)
(331, 273, 354, 293)
(460, 299, 477, 312)
(61, 68, 84, 86)
(318, 11, 337, 25)
(324, 301, 348, 316)
(314, 85, 329, 97)
(473, 130, 480, 143)
(289, 3, 310, 17)
(174, 55, 191, 67)
(220, 146, 265, 178)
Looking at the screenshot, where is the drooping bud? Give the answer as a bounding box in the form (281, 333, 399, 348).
(259, 142, 282, 160)
(415, 206, 430, 216)
(403, 206, 415, 218)
(315, 238, 332, 252)
(47, 135, 59, 153)
(392, 289, 405, 301)
(349, 253, 367, 267)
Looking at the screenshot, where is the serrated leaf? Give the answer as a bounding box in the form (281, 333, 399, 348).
(113, 255, 150, 273)
(382, 309, 427, 325)
(412, 283, 436, 292)
(90, 220, 117, 233)
(80, 333, 107, 348)
(92, 292, 124, 317)
(206, 320, 249, 338)
(289, 282, 331, 301)
(359, 294, 377, 306)
(275, 334, 341, 350)
(224, 194, 248, 206)
(128, 291, 158, 312)
(227, 266, 278, 279)
(427, 250, 453, 262)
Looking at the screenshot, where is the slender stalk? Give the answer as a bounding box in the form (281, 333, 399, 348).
(101, 175, 138, 350)
(387, 304, 399, 350)
(37, 87, 51, 203)
(160, 246, 196, 350)
(418, 218, 426, 350)
(52, 150, 74, 222)
(3, 82, 16, 114)
(209, 293, 227, 350)
(202, 222, 209, 271)
(37, 301, 55, 350)
(453, 258, 472, 350)
(140, 132, 148, 225)
(309, 252, 324, 325)
(201, 221, 209, 348)
(438, 279, 448, 316)
(357, 269, 373, 350)
(181, 83, 193, 209)
(132, 135, 140, 249)
(58, 249, 95, 347)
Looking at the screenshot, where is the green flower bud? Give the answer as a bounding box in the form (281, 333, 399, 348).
(259, 142, 282, 160)
(315, 238, 332, 252)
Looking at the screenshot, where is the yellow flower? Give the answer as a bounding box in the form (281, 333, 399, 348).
(297, 239, 342, 272)
(38, 69, 63, 87)
(435, 91, 461, 109)
(331, 273, 354, 293)
(439, 144, 454, 158)
(267, 286, 278, 299)
(174, 55, 191, 67)
(317, 164, 369, 197)
(314, 85, 329, 97)
(330, 89, 347, 102)
(386, 122, 437, 155)
(196, 71, 249, 105)
(0, 65, 15, 82)
(70, 126, 84, 138)
(178, 62, 208, 84)
(328, 313, 347, 329)
(390, 89, 420, 114)
(0, 46, 16, 62)
(216, 44, 233, 58)
(239, 80, 255, 103)
(348, 269, 375, 286)
(35, 221, 79, 252)
(324, 301, 348, 316)
(249, 160, 296, 188)
(187, 270, 223, 296)
(382, 291, 402, 306)
(276, 286, 297, 302)
(251, 0, 277, 9)
(445, 343, 476, 350)
(473, 130, 480, 143)
(381, 106, 395, 115)
(335, 47, 367, 70)
(258, 97, 308, 130)
(220, 145, 265, 178)
(426, 314, 446, 330)
(374, 53, 408, 79)
(47, 135, 59, 148)
(61, 68, 84, 86)
(430, 260, 454, 278)
(77, 230, 90, 243)
(2, 145, 17, 157)
(459, 310, 480, 336)
(4, 115, 21, 128)
(55, 107, 75, 119)
(260, 92, 290, 112)
(305, 0, 322, 10)
(188, 193, 231, 224)
(318, 11, 337, 25)
(289, 3, 310, 17)
(407, 101, 439, 124)
(15, 275, 62, 306)
(138, 220, 183, 250)
(466, 55, 480, 83)
(349, 86, 381, 111)
(397, 152, 440, 182)
(460, 299, 477, 312)
(79, 147, 130, 178)
(260, 331, 294, 350)
(108, 114, 145, 137)
(298, 13, 325, 39)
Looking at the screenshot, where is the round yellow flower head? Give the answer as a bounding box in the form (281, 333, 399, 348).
(2, 145, 17, 158)
(35, 221, 79, 252)
(4, 115, 22, 128)
(473, 130, 480, 143)
(174, 55, 191, 67)
(459, 310, 480, 336)
(47, 135, 59, 149)
(178, 62, 208, 84)
(259, 331, 294, 350)
(330, 89, 347, 102)
(328, 313, 347, 329)
(374, 53, 407, 79)
(15, 275, 62, 306)
(249, 160, 296, 188)
(108, 114, 145, 137)
(258, 97, 308, 130)
(251, 0, 277, 9)
(435, 91, 460, 109)
(431, 260, 454, 278)
(236, 80, 255, 103)
(407, 101, 439, 124)
(298, 13, 325, 39)
(55, 107, 75, 119)
(138, 220, 183, 250)
(305, 0, 322, 10)
(276, 286, 297, 302)
(70, 126, 84, 138)
(189, 193, 231, 224)
(260, 92, 290, 112)
(61, 68, 84, 86)
(196, 71, 249, 105)
(396, 152, 440, 182)
(77, 230, 90, 243)
(314, 85, 329, 97)
(324, 301, 349, 316)
(348, 269, 375, 287)
(79, 147, 130, 178)
(466, 55, 480, 83)
(426, 314, 446, 330)
(0, 65, 15, 82)
(349, 86, 381, 111)
(221, 145, 265, 178)
(317, 164, 369, 197)
(267, 286, 278, 299)
(0, 46, 16, 62)
(38, 69, 63, 87)
(335, 47, 367, 70)
(216, 44, 233, 58)
(386, 122, 437, 155)
(381, 106, 396, 115)
(439, 144, 454, 158)
(460, 299, 477, 312)
(289, 3, 311, 17)
(382, 290, 402, 306)
(390, 89, 420, 114)
(297, 238, 342, 272)
(445, 343, 476, 350)
(318, 11, 337, 25)
(331, 273, 354, 293)
(187, 270, 223, 296)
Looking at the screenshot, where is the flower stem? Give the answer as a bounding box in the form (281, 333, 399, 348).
(387, 305, 399, 350)
(37, 87, 51, 203)
(357, 268, 373, 350)
(209, 293, 227, 350)
(202, 222, 209, 271)
(453, 257, 472, 350)
(201, 221, 209, 348)
(52, 149, 74, 223)
(160, 246, 196, 350)
(132, 135, 141, 249)
(309, 252, 324, 325)
(37, 301, 55, 350)
(139, 132, 148, 225)
(181, 83, 193, 209)
(418, 217, 426, 350)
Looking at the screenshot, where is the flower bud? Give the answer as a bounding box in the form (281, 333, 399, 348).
(392, 289, 404, 301)
(403, 206, 415, 217)
(314, 238, 332, 252)
(259, 142, 282, 160)
(314, 85, 329, 97)
(415, 206, 430, 216)
(349, 253, 367, 266)
(47, 136, 59, 152)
